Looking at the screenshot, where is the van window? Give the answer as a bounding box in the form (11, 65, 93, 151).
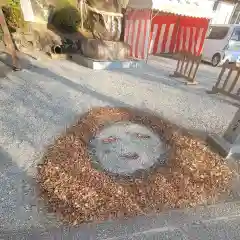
(206, 26, 229, 40)
(231, 28, 240, 41)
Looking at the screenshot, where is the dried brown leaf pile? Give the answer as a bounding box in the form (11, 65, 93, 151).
(37, 107, 233, 225)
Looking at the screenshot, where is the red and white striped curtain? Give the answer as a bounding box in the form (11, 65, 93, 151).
(175, 17, 209, 56)
(124, 9, 209, 59)
(149, 14, 179, 55)
(124, 9, 152, 59)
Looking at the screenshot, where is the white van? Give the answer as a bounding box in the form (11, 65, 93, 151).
(202, 24, 240, 66)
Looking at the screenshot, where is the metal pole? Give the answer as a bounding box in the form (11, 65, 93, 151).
(145, 9, 153, 64)
(173, 16, 180, 55)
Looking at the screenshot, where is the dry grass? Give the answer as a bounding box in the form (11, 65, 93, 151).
(37, 107, 233, 225)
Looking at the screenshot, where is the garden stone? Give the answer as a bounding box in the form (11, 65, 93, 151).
(208, 108, 240, 160)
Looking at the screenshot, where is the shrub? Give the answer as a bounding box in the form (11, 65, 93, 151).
(2, 0, 25, 32)
(51, 5, 81, 33)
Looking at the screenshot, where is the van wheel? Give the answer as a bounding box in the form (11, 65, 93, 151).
(212, 53, 221, 67)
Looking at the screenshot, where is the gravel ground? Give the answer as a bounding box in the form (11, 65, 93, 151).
(0, 54, 238, 231)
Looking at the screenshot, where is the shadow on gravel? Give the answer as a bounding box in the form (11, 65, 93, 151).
(0, 146, 12, 167)
(0, 147, 38, 230)
(25, 65, 209, 141)
(0, 145, 68, 229)
(0, 67, 79, 150)
(0, 51, 34, 70)
(110, 59, 240, 108)
(0, 224, 94, 239)
(0, 63, 82, 230)
(0, 58, 209, 143)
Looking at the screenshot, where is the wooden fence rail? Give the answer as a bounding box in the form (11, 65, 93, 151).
(209, 61, 240, 101)
(170, 51, 201, 85)
(0, 7, 20, 70)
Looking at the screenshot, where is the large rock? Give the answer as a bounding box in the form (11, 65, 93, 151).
(12, 24, 62, 55)
(82, 0, 126, 41)
(81, 38, 131, 60)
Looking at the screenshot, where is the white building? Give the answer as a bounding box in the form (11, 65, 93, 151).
(211, 0, 237, 24)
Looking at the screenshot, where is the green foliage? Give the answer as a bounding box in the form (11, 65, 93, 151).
(55, 0, 76, 9)
(2, 0, 25, 32)
(5, 0, 19, 7)
(3, 0, 80, 33)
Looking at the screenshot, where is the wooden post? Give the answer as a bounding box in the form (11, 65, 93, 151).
(184, 59, 190, 75)
(229, 70, 240, 93)
(179, 53, 185, 74)
(188, 60, 194, 78)
(208, 108, 240, 159)
(209, 61, 240, 100)
(0, 7, 20, 70)
(216, 65, 226, 88)
(170, 51, 201, 84)
(176, 54, 180, 72)
(222, 68, 233, 90)
(190, 57, 201, 84)
(224, 108, 240, 144)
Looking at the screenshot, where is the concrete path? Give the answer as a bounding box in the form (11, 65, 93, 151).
(0, 53, 239, 237)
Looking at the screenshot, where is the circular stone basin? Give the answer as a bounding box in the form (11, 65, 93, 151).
(89, 122, 168, 175)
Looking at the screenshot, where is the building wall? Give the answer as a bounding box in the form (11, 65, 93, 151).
(230, 2, 240, 24)
(211, 0, 235, 24)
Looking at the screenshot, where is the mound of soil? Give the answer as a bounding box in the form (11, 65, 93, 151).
(37, 107, 233, 225)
